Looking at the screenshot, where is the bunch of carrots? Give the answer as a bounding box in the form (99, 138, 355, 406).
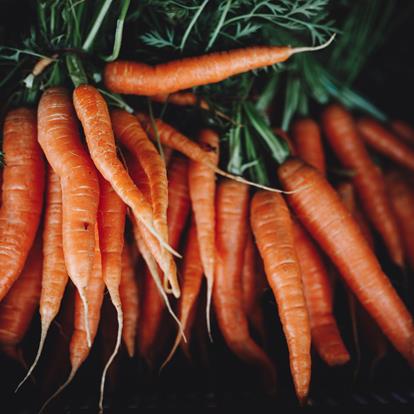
(1, 35, 414, 414)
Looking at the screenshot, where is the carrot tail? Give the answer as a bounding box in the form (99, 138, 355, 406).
(78, 288, 91, 348)
(160, 329, 183, 372)
(206, 273, 213, 343)
(289, 33, 336, 56)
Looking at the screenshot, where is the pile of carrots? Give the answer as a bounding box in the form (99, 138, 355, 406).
(1, 41, 414, 413)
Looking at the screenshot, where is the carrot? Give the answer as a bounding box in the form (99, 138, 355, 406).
(321, 104, 404, 266)
(38, 87, 99, 346)
(162, 218, 204, 369)
(241, 229, 267, 345)
(16, 167, 68, 391)
(292, 221, 349, 366)
(250, 190, 310, 402)
(119, 243, 139, 357)
(357, 117, 414, 171)
(0, 108, 45, 300)
(291, 118, 326, 174)
(214, 180, 276, 393)
(72, 84, 181, 297)
(391, 119, 414, 145)
(188, 129, 219, 339)
(0, 233, 42, 355)
(150, 92, 209, 111)
(97, 174, 126, 412)
(278, 158, 414, 367)
(104, 36, 335, 95)
(385, 170, 414, 270)
(39, 226, 105, 414)
(138, 114, 286, 193)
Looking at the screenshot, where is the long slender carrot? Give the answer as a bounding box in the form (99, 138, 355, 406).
(162, 218, 204, 369)
(278, 158, 414, 367)
(321, 104, 404, 266)
(138, 114, 285, 193)
(0, 233, 42, 353)
(385, 170, 414, 270)
(16, 167, 68, 390)
(119, 243, 139, 357)
(250, 190, 311, 402)
(0, 108, 45, 300)
(292, 221, 350, 366)
(39, 226, 105, 414)
(72, 84, 181, 297)
(38, 87, 99, 346)
(291, 118, 326, 174)
(391, 119, 414, 146)
(104, 36, 335, 95)
(188, 129, 219, 339)
(214, 180, 276, 393)
(97, 174, 126, 412)
(356, 117, 414, 172)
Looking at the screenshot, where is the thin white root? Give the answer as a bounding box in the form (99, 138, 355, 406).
(79, 288, 92, 348)
(290, 33, 336, 56)
(206, 275, 214, 343)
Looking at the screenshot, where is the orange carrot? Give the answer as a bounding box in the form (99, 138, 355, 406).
(292, 221, 349, 366)
(150, 92, 209, 110)
(250, 190, 310, 402)
(391, 119, 414, 145)
(214, 180, 276, 393)
(322, 104, 404, 266)
(0, 233, 42, 354)
(278, 158, 414, 367)
(188, 129, 219, 338)
(357, 117, 414, 171)
(291, 118, 326, 174)
(0, 108, 45, 300)
(72, 84, 180, 297)
(119, 243, 139, 357)
(38, 87, 99, 346)
(104, 36, 334, 95)
(386, 170, 414, 270)
(17, 167, 68, 390)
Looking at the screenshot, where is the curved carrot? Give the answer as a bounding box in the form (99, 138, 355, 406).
(322, 104, 404, 266)
(38, 87, 99, 346)
(0, 108, 44, 300)
(72, 85, 180, 297)
(104, 36, 335, 95)
(250, 190, 310, 402)
(357, 117, 414, 172)
(119, 243, 139, 357)
(214, 180, 276, 393)
(188, 129, 219, 339)
(278, 158, 414, 367)
(291, 118, 326, 174)
(292, 221, 349, 366)
(391, 119, 414, 145)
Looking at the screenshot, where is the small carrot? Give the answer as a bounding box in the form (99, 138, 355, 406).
(188, 129, 219, 339)
(322, 104, 404, 266)
(0, 233, 42, 355)
(357, 117, 414, 172)
(385, 170, 414, 270)
(38, 87, 99, 346)
(0, 108, 45, 300)
(291, 118, 326, 174)
(16, 167, 68, 391)
(278, 158, 414, 367)
(119, 243, 139, 357)
(391, 119, 414, 145)
(251, 190, 311, 402)
(104, 36, 335, 95)
(150, 92, 209, 111)
(72, 85, 181, 297)
(214, 180, 276, 393)
(292, 221, 350, 366)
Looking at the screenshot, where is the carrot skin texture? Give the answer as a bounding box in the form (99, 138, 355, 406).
(251, 191, 311, 402)
(292, 222, 349, 366)
(391, 120, 414, 145)
(214, 180, 276, 393)
(322, 104, 404, 266)
(0, 108, 45, 299)
(357, 117, 414, 172)
(278, 158, 414, 367)
(0, 234, 42, 346)
(37, 87, 99, 304)
(104, 45, 293, 95)
(291, 118, 326, 174)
